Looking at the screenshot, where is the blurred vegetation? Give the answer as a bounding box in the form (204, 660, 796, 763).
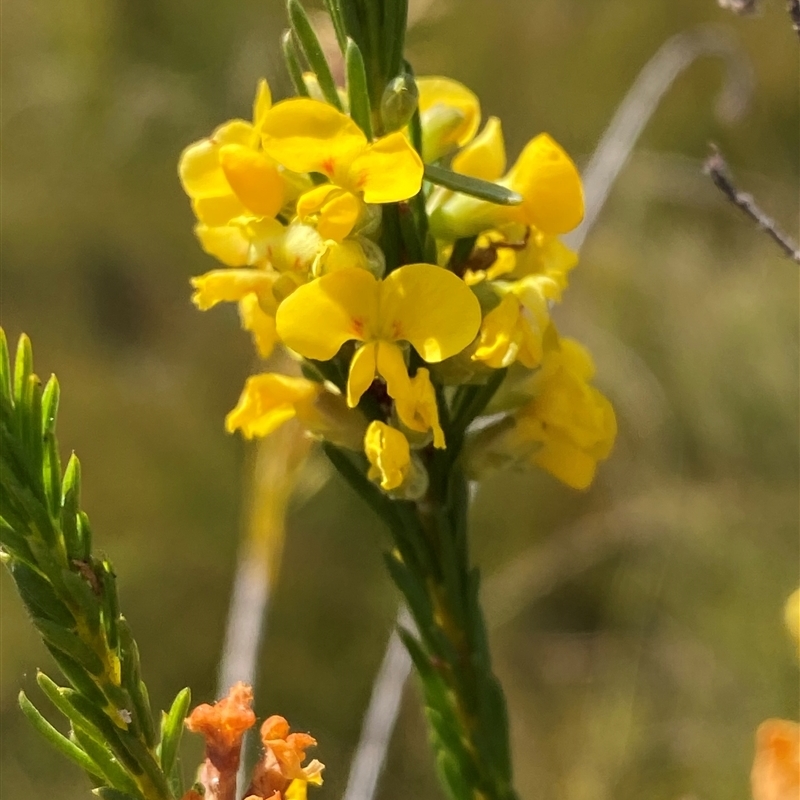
(1, 1, 797, 799)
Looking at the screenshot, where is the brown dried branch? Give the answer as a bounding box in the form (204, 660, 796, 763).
(789, 0, 800, 38)
(718, 0, 760, 14)
(703, 146, 800, 264)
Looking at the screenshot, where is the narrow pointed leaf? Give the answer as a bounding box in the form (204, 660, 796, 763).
(74, 728, 143, 798)
(424, 164, 523, 206)
(281, 30, 310, 98)
(346, 38, 372, 138)
(0, 328, 11, 404)
(323, 0, 347, 52)
(288, 0, 343, 110)
(19, 690, 106, 781)
(159, 687, 191, 776)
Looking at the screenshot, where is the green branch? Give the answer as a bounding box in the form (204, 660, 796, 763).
(0, 330, 189, 800)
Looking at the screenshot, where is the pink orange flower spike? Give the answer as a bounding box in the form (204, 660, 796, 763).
(751, 719, 800, 800)
(185, 682, 257, 800)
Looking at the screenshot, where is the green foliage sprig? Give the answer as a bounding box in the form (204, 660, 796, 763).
(0, 330, 190, 800)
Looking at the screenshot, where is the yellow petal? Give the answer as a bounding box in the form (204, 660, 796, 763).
(219, 144, 284, 218)
(194, 224, 254, 267)
(417, 76, 481, 150)
(285, 781, 308, 800)
(276, 267, 378, 360)
(192, 194, 247, 226)
(394, 367, 445, 448)
(319, 238, 370, 275)
(260, 98, 366, 178)
(296, 185, 362, 241)
(252, 78, 272, 127)
(452, 117, 506, 182)
(225, 373, 319, 439)
(533, 434, 599, 491)
(179, 140, 229, 198)
(238, 294, 278, 358)
(379, 264, 481, 362)
(502, 133, 584, 234)
(195, 217, 285, 267)
(364, 421, 411, 491)
(178, 120, 257, 198)
(472, 295, 525, 369)
(190, 269, 278, 310)
(348, 132, 424, 203)
(347, 341, 378, 408)
(376, 341, 411, 402)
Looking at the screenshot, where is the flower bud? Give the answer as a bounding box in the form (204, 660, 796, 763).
(381, 74, 419, 134)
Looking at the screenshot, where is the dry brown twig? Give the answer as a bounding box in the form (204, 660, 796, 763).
(704, 145, 800, 263)
(718, 0, 800, 39)
(789, 0, 800, 36)
(719, 0, 760, 13)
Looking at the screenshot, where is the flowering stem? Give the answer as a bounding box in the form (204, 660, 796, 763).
(324, 433, 518, 800)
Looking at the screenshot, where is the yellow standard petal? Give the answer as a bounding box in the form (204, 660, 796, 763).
(276, 267, 379, 360)
(379, 264, 482, 362)
(225, 373, 320, 439)
(394, 368, 445, 448)
(348, 132, 424, 204)
(501, 133, 584, 235)
(364, 421, 411, 491)
(218, 144, 284, 218)
(260, 98, 367, 179)
(452, 117, 507, 183)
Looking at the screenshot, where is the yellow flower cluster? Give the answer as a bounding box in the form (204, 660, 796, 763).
(179, 73, 616, 494)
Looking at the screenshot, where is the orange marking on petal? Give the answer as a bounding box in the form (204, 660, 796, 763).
(322, 157, 336, 176)
(352, 318, 364, 337)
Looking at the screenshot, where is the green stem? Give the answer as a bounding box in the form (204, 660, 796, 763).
(323, 445, 518, 800)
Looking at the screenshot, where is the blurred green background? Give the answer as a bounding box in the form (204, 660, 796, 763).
(1, 1, 798, 798)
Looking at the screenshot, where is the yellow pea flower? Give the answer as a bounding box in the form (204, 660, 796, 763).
(472, 276, 556, 369)
(275, 264, 482, 409)
(394, 368, 445, 448)
(179, 79, 285, 227)
(429, 115, 584, 241)
(225, 374, 321, 439)
(260, 98, 424, 238)
(513, 337, 616, 490)
(364, 421, 411, 491)
(191, 268, 288, 359)
(417, 76, 481, 162)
